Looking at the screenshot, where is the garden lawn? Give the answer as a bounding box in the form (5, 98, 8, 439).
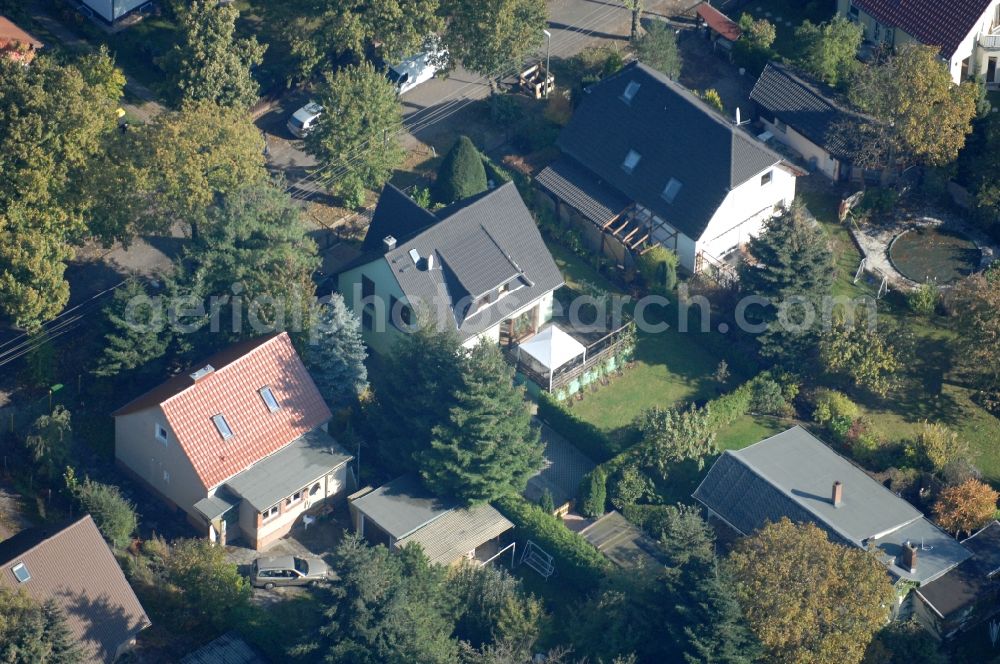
(803, 185, 1000, 485)
(744, 0, 836, 60)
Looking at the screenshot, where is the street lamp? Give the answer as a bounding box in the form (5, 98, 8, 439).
(543, 29, 552, 98)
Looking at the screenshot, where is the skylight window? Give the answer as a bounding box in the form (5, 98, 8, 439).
(621, 81, 640, 104)
(662, 178, 683, 203)
(622, 150, 641, 174)
(211, 414, 234, 440)
(11, 562, 29, 584)
(259, 386, 281, 413)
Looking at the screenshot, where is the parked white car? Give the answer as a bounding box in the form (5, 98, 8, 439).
(287, 102, 323, 138)
(387, 47, 448, 95)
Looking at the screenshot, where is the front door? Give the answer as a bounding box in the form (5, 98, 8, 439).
(988, 57, 998, 84)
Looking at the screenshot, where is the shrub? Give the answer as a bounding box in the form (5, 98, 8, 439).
(705, 380, 754, 430)
(749, 377, 789, 416)
(860, 187, 897, 215)
(433, 135, 488, 204)
(845, 417, 888, 466)
(537, 391, 615, 461)
(538, 488, 555, 513)
(906, 282, 939, 316)
(812, 389, 859, 433)
(65, 469, 139, 549)
(905, 421, 971, 473)
(495, 496, 610, 590)
(637, 245, 678, 295)
(699, 89, 724, 112)
(578, 467, 607, 518)
(610, 463, 654, 509)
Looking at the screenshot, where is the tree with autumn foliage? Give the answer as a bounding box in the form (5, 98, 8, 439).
(848, 44, 978, 167)
(933, 479, 998, 538)
(727, 518, 894, 664)
(949, 267, 1000, 413)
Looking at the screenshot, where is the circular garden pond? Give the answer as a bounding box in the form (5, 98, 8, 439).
(888, 226, 981, 285)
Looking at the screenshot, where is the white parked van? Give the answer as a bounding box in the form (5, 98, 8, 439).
(387, 48, 447, 95)
(287, 102, 324, 138)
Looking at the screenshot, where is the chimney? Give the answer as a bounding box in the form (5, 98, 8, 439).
(189, 364, 215, 382)
(901, 541, 918, 574)
(832, 480, 843, 507)
(383, 235, 397, 251)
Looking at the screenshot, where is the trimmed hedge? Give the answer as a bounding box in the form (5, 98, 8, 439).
(496, 495, 610, 590)
(705, 379, 755, 431)
(536, 391, 616, 462)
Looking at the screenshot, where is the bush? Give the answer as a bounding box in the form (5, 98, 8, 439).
(845, 417, 890, 467)
(705, 380, 754, 430)
(578, 467, 607, 518)
(905, 421, 971, 474)
(610, 463, 654, 509)
(65, 471, 139, 549)
(906, 282, 939, 316)
(495, 496, 610, 590)
(537, 391, 615, 461)
(860, 187, 898, 215)
(749, 377, 789, 416)
(812, 389, 860, 438)
(637, 245, 678, 295)
(433, 135, 488, 204)
(699, 89, 724, 112)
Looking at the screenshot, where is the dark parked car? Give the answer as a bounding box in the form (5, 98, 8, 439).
(250, 555, 329, 589)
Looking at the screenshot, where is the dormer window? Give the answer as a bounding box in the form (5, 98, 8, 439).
(622, 150, 641, 174)
(11, 562, 29, 584)
(621, 81, 640, 104)
(211, 414, 233, 440)
(760, 170, 773, 186)
(661, 178, 683, 203)
(259, 386, 280, 413)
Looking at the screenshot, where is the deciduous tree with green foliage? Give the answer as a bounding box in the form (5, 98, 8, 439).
(64, 468, 138, 550)
(162, 539, 252, 635)
(93, 279, 171, 379)
(819, 314, 900, 396)
(0, 588, 84, 664)
(372, 323, 464, 474)
(449, 564, 543, 655)
(906, 421, 972, 474)
(793, 17, 862, 87)
(949, 268, 1000, 412)
(727, 518, 894, 664)
(737, 204, 835, 367)
(635, 20, 680, 79)
(0, 52, 124, 329)
(160, 1, 266, 109)
(849, 45, 978, 167)
(863, 619, 946, 664)
(422, 341, 543, 504)
(433, 135, 488, 204)
(302, 294, 369, 409)
(306, 62, 405, 207)
(635, 404, 717, 478)
(444, 0, 546, 89)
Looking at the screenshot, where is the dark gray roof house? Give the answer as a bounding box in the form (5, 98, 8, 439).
(349, 475, 514, 567)
(338, 182, 564, 352)
(694, 427, 971, 585)
(536, 60, 799, 273)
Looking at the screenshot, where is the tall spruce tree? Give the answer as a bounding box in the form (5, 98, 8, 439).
(421, 341, 542, 504)
(372, 323, 464, 475)
(302, 294, 368, 409)
(680, 566, 761, 664)
(0, 589, 84, 663)
(433, 135, 488, 205)
(737, 204, 835, 368)
(94, 279, 170, 379)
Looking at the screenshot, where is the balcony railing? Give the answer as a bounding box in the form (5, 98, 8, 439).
(980, 32, 1000, 49)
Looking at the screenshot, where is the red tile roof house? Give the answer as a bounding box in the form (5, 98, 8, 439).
(113, 332, 354, 550)
(838, 0, 1000, 85)
(0, 515, 150, 662)
(0, 15, 43, 63)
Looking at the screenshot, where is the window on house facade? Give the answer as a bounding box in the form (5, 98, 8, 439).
(848, 4, 859, 20)
(211, 414, 234, 440)
(163, 470, 171, 484)
(11, 562, 30, 583)
(873, 22, 881, 40)
(310, 482, 322, 496)
(285, 490, 303, 507)
(259, 386, 281, 413)
(362, 306, 374, 331)
(622, 150, 641, 174)
(262, 505, 279, 522)
(760, 171, 773, 186)
(362, 275, 375, 300)
(155, 423, 168, 445)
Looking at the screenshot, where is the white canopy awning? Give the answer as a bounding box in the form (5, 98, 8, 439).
(517, 325, 586, 373)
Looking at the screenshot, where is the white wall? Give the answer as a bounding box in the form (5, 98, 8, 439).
(337, 257, 407, 355)
(82, 0, 147, 23)
(462, 290, 555, 349)
(696, 166, 796, 262)
(761, 119, 841, 181)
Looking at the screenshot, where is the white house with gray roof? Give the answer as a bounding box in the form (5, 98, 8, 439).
(693, 426, 993, 636)
(536, 61, 799, 274)
(337, 182, 564, 355)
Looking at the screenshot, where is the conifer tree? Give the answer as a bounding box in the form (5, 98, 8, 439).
(680, 566, 761, 664)
(433, 135, 488, 205)
(737, 204, 835, 367)
(94, 279, 170, 379)
(0, 589, 84, 663)
(421, 341, 543, 504)
(302, 294, 368, 409)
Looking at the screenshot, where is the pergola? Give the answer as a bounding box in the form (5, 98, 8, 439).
(516, 325, 587, 391)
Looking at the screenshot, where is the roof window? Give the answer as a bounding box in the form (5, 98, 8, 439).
(211, 414, 234, 440)
(259, 386, 280, 413)
(662, 178, 683, 203)
(621, 81, 640, 104)
(11, 562, 30, 583)
(622, 150, 641, 174)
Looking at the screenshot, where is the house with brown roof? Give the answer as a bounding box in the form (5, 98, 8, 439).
(0, 515, 150, 662)
(838, 0, 1000, 85)
(113, 332, 354, 550)
(0, 15, 42, 63)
